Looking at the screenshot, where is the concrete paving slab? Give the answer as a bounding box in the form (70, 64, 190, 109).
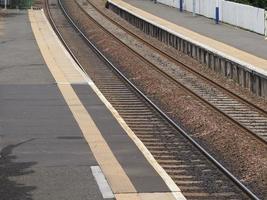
(0, 10, 104, 200)
(1, 166, 103, 200)
(73, 84, 170, 193)
(0, 10, 54, 85)
(0, 85, 82, 137)
(10, 138, 96, 167)
(0, 84, 103, 199)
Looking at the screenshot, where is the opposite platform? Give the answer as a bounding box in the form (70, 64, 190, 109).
(123, 0, 267, 61)
(108, 0, 267, 98)
(0, 8, 186, 200)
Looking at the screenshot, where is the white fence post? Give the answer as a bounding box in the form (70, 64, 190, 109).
(215, 0, 219, 24)
(193, 0, 196, 16)
(160, 0, 265, 35)
(265, 11, 267, 37)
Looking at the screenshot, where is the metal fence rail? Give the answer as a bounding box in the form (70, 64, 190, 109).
(157, 0, 265, 35)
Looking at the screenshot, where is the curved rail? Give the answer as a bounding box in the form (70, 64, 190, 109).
(45, 0, 261, 199)
(90, 0, 267, 115)
(77, 0, 267, 145)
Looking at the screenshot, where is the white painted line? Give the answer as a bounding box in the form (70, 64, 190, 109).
(46, 9, 186, 199)
(56, 82, 71, 85)
(91, 166, 115, 199)
(172, 191, 187, 200)
(76, 56, 186, 200)
(40, 10, 87, 85)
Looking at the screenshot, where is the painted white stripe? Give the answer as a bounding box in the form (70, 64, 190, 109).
(72, 46, 186, 200)
(91, 166, 115, 199)
(78, 59, 186, 200)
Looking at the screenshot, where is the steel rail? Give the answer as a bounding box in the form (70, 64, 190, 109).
(91, 0, 267, 116)
(45, 0, 261, 199)
(79, 0, 267, 145)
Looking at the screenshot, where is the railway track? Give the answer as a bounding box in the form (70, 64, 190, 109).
(45, 0, 262, 199)
(74, 0, 267, 144)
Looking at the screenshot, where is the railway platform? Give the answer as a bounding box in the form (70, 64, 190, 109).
(122, 0, 267, 61)
(108, 0, 267, 98)
(0, 9, 186, 200)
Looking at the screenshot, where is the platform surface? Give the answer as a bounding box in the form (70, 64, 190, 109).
(110, 0, 267, 75)
(0, 10, 103, 200)
(0, 9, 185, 200)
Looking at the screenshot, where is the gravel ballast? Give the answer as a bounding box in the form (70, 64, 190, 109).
(56, 0, 267, 198)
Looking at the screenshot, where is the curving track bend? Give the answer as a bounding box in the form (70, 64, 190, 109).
(78, 0, 267, 144)
(44, 0, 263, 199)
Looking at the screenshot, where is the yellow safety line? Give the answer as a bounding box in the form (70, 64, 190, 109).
(116, 192, 183, 200)
(28, 9, 136, 194)
(28, 9, 184, 200)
